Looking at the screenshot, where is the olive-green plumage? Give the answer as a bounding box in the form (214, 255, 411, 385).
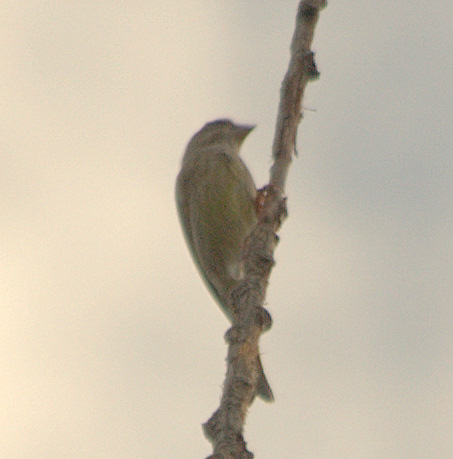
(175, 119, 273, 401)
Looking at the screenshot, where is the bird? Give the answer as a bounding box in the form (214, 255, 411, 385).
(175, 119, 273, 401)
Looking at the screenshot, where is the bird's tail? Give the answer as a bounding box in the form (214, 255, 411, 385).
(256, 355, 274, 402)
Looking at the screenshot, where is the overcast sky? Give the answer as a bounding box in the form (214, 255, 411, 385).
(1, 1, 452, 458)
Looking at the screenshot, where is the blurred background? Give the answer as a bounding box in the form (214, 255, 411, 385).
(1, 1, 452, 457)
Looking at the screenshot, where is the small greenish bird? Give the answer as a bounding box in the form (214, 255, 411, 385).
(175, 119, 273, 401)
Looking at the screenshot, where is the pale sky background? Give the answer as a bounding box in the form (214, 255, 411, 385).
(1, 1, 452, 458)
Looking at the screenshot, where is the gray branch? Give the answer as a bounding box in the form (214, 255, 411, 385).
(203, 1, 326, 457)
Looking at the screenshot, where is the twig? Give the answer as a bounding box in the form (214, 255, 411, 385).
(203, 1, 326, 457)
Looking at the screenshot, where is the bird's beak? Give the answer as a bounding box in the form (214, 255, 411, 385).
(236, 124, 256, 144)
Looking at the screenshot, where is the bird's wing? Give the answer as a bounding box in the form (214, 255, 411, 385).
(176, 150, 256, 319)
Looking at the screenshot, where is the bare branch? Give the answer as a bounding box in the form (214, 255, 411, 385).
(203, 1, 325, 457)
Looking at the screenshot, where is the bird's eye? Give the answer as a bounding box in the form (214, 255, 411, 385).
(211, 133, 222, 143)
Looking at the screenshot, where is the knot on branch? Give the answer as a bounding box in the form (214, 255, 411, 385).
(204, 408, 253, 458)
(304, 51, 320, 80)
(228, 280, 273, 333)
(256, 185, 288, 229)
